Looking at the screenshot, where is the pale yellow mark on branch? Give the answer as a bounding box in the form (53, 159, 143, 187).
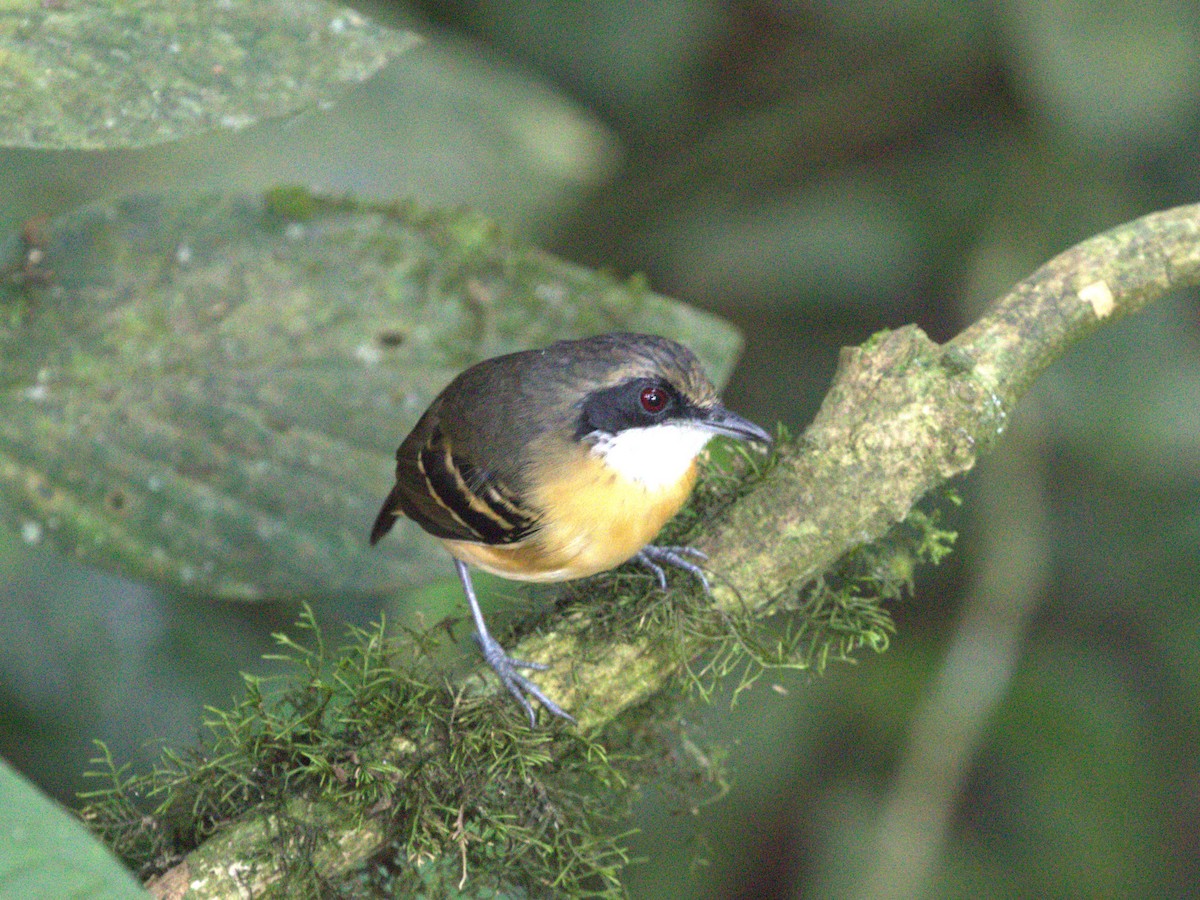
(1078, 279, 1116, 319)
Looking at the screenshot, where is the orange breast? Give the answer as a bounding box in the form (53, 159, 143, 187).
(443, 453, 698, 583)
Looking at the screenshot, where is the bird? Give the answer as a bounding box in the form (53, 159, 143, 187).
(369, 332, 772, 725)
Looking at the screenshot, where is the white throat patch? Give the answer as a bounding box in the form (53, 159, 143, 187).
(587, 423, 714, 489)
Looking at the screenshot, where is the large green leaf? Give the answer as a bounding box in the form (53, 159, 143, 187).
(0, 757, 147, 899)
(0, 0, 418, 149)
(0, 191, 742, 601)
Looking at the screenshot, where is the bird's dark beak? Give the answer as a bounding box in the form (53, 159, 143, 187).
(697, 404, 773, 444)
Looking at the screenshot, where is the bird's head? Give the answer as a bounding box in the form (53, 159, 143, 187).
(559, 334, 772, 489)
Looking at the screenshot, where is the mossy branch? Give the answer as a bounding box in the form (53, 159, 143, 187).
(525, 203, 1200, 726)
(130, 203, 1200, 897)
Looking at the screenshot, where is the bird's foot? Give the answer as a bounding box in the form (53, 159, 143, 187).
(474, 632, 576, 727)
(633, 545, 711, 593)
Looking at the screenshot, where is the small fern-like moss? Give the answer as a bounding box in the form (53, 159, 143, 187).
(80, 608, 633, 896)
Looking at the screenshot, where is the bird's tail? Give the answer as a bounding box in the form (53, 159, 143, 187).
(369, 483, 403, 545)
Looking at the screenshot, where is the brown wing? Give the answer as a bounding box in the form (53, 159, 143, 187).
(370, 419, 539, 546)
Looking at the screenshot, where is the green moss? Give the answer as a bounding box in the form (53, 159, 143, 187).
(80, 607, 632, 896)
(262, 185, 323, 222)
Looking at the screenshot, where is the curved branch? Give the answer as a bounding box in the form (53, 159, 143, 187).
(950, 203, 1200, 405)
(149, 203, 1200, 897)
(700, 202, 1200, 615)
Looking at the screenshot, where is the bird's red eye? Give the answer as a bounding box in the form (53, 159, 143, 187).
(640, 386, 668, 413)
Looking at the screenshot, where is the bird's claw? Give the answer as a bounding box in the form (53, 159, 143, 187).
(475, 633, 575, 727)
(633, 544, 711, 593)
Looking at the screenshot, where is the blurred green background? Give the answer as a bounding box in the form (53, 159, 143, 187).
(3, 1, 1200, 897)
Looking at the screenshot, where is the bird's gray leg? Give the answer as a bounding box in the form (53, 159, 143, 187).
(633, 545, 711, 593)
(454, 557, 575, 726)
